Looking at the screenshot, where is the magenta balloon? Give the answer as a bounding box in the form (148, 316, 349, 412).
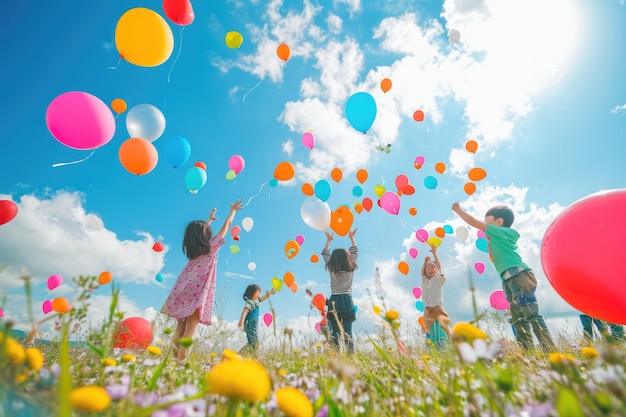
(263, 313, 273, 327)
(412, 286, 422, 299)
(415, 229, 428, 243)
(228, 154, 245, 174)
(474, 262, 485, 274)
(379, 191, 400, 215)
(314, 322, 321, 334)
(489, 289, 510, 310)
(47, 274, 63, 291)
(295, 234, 305, 245)
(46, 91, 115, 150)
(302, 132, 315, 150)
(42, 299, 53, 314)
(409, 248, 418, 259)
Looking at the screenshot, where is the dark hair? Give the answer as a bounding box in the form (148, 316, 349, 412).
(182, 220, 213, 260)
(325, 248, 357, 274)
(243, 284, 261, 300)
(486, 205, 514, 227)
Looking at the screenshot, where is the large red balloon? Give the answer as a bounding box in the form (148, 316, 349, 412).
(113, 317, 154, 349)
(0, 200, 18, 225)
(541, 189, 626, 325)
(162, 0, 195, 26)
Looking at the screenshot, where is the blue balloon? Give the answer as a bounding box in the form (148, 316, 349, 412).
(476, 237, 489, 253)
(314, 179, 332, 202)
(345, 92, 377, 133)
(415, 300, 425, 312)
(269, 178, 278, 187)
(352, 185, 363, 198)
(424, 176, 438, 190)
(185, 166, 207, 191)
(443, 224, 453, 234)
(163, 136, 191, 168)
(155, 273, 163, 282)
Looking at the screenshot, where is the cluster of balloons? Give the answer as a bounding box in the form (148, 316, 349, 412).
(226, 154, 245, 181)
(41, 274, 71, 314)
(270, 271, 299, 293)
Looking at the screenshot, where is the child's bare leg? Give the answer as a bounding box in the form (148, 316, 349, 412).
(178, 309, 201, 361)
(172, 318, 185, 359)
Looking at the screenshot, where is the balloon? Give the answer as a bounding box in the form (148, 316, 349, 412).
(230, 245, 240, 254)
(477, 230, 486, 239)
(465, 140, 478, 153)
(418, 316, 425, 330)
(263, 313, 273, 327)
(300, 198, 331, 231)
(489, 290, 510, 311)
(113, 317, 153, 349)
(163, 136, 191, 168)
(111, 98, 127, 114)
(302, 132, 315, 150)
(409, 248, 418, 259)
(115, 8, 174, 67)
(269, 178, 278, 187)
(356, 169, 368, 184)
(52, 297, 71, 313)
(464, 182, 477, 196)
(312, 294, 326, 312)
(374, 184, 386, 198)
(242, 217, 254, 232)
(361, 198, 373, 212)
(314, 180, 332, 202)
(380, 191, 401, 215)
(380, 78, 392, 93)
(283, 272, 295, 287)
(314, 322, 321, 334)
(435, 227, 445, 238)
(426, 237, 442, 247)
(290, 282, 298, 293)
(274, 161, 295, 181)
(541, 189, 626, 324)
(474, 262, 485, 274)
(155, 273, 163, 282)
(225, 31, 243, 48)
(455, 226, 468, 241)
(47, 274, 63, 291)
(330, 168, 343, 183)
(126, 104, 166, 142)
(276, 43, 291, 61)
(345, 92, 377, 133)
(412, 287, 422, 299)
(162, 0, 195, 26)
(46, 91, 115, 150)
(415, 300, 424, 312)
(272, 277, 283, 292)
(310, 254, 319, 263)
(413, 110, 425, 122)
(408, 207, 418, 216)
(468, 168, 487, 181)
(443, 225, 453, 234)
(42, 300, 53, 315)
(230, 226, 241, 239)
(119, 138, 159, 175)
(398, 261, 409, 275)
(98, 271, 113, 285)
(415, 229, 428, 243)
(402, 184, 416, 195)
(295, 235, 305, 245)
(414, 155, 425, 169)
(448, 29, 461, 44)
(435, 162, 446, 174)
(228, 155, 245, 174)
(194, 161, 207, 170)
(285, 240, 300, 259)
(0, 200, 18, 225)
(225, 170, 236, 181)
(395, 174, 409, 191)
(475, 238, 489, 253)
(301, 183, 314, 196)
(248, 262, 256, 271)
(424, 176, 438, 190)
(352, 186, 363, 198)
(185, 166, 207, 191)
(330, 206, 354, 236)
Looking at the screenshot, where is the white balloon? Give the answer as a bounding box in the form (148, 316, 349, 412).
(248, 262, 256, 271)
(448, 29, 461, 44)
(455, 226, 469, 242)
(242, 217, 254, 232)
(300, 197, 331, 231)
(126, 103, 166, 142)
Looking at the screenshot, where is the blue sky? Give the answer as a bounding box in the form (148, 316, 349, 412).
(1, 0, 625, 346)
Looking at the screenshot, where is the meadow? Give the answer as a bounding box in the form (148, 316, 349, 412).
(1, 275, 625, 417)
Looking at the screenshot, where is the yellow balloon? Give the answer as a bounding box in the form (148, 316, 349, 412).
(115, 8, 174, 67)
(225, 31, 244, 49)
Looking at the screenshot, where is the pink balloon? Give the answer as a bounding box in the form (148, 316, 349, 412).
(47, 274, 63, 291)
(228, 155, 245, 174)
(477, 230, 486, 239)
(42, 299, 52, 315)
(46, 91, 116, 150)
(0, 308, 3, 318)
(412, 287, 422, 299)
(295, 234, 305, 245)
(395, 174, 409, 190)
(474, 262, 485, 274)
(408, 248, 418, 259)
(415, 229, 428, 243)
(379, 191, 401, 215)
(314, 322, 321, 334)
(263, 312, 273, 327)
(489, 290, 510, 311)
(302, 132, 315, 150)
(414, 155, 425, 166)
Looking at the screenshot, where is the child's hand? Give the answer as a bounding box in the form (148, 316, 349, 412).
(424, 256, 431, 263)
(349, 228, 358, 238)
(429, 243, 437, 253)
(325, 230, 334, 242)
(231, 199, 244, 211)
(209, 208, 218, 221)
(238, 322, 244, 330)
(305, 288, 313, 297)
(451, 202, 461, 213)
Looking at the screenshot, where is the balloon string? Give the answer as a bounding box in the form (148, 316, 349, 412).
(395, 215, 415, 233)
(107, 55, 122, 70)
(52, 149, 97, 168)
(168, 27, 185, 83)
(242, 181, 268, 207)
(243, 78, 264, 102)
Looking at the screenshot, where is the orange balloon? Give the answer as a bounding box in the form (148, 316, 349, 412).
(354, 203, 363, 214)
(283, 272, 295, 287)
(380, 78, 392, 93)
(111, 98, 127, 114)
(312, 293, 326, 311)
(435, 227, 445, 238)
(301, 182, 314, 196)
(464, 182, 476, 196)
(330, 206, 354, 236)
(418, 316, 425, 330)
(284, 239, 300, 259)
(413, 110, 425, 122)
(277, 43, 291, 61)
(52, 297, 71, 313)
(408, 207, 417, 216)
(465, 140, 478, 153)
(402, 184, 415, 195)
(330, 168, 343, 183)
(289, 282, 298, 293)
(362, 198, 373, 212)
(194, 161, 207, 170)
(398, 261, 409, 275)
(435, 162, 446, 174)
(310, 254, 319, 263)
(356, 169, 368, 184)
(98, 271, 113, 285)
(468, 167, 487, 181)
(119, 138, 158, 175)
(274, 161, 295, 181)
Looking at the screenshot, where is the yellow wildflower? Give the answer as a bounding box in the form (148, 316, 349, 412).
(581, 346, 599, 359)
(276, 387, 314, 417)
(293, 349, 300, 355)
(316, 343, 322, 349)
(146, 345, 162, 356)
(25, 348, 44, 371)
(221, 349, 242, 361)
(5, 337, 26, 364)
(549, 352, 576, 365)
(210, 352, 219, 358)
(451, 322, 488, 342)
(121, 354, 137, 362)
(69, 386, 111, 412)
(278, 369, 288, 377)
(373, 305, 381, 315)
(385, 310, 400, 321)
(422, 355, 430, 361)
(16, 373, 29, 383)
(101, 358, 117, 367)
(206, 358, 271, 401)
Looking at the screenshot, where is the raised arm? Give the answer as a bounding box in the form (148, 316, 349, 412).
(430, 244, 442, 273)
(260, 289, 276, 302)
(207, 208, 218, 225)
(217, 199, 244, 238)
(323, 230, 334, 250)
(421, 256, 431, 277)
(452, 202, 486, 231)
(348, 228, 357, 247)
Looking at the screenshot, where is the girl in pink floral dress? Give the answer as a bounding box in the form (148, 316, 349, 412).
(162, 199, 243, 360)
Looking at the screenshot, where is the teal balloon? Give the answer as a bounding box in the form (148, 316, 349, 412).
(155, 273, 163, 282)
(415, 300, 424, 312)
(163, 136, 191, 168)
(424, 176, 438, 190)
(476, 237, 489, 253)
(185, 166, 207, 191)
(269, 178, 278, 187)
(443, 224, 453, 234)
(345, 92, 377, 133)
(354, 305, 358, 313)
(314, 179, 332, 202)
(352, 185, 363, 198)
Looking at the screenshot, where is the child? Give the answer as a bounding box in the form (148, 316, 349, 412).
(452, 202, 555, 352)
(579, 314, 625, 343)
(421, 243, 451, 339)
(161, 199, 243, 361)
(322, 229, 358, 353)
(238, 284, 276, 351)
